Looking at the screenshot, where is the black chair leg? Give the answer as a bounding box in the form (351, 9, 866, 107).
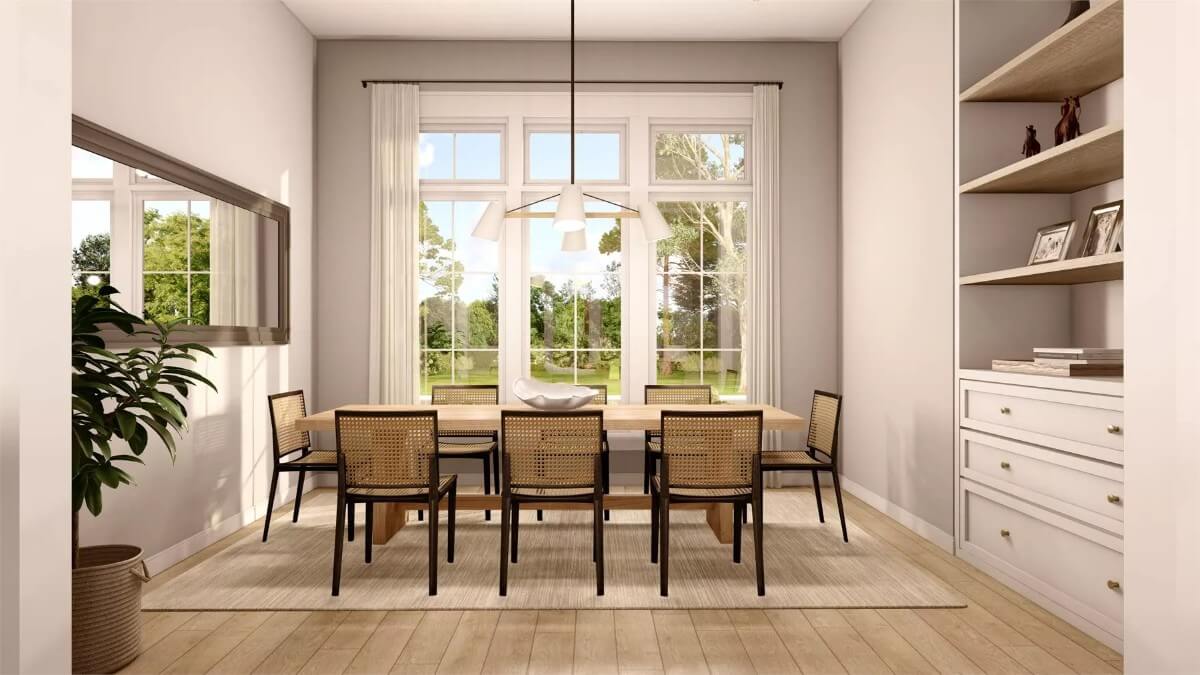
(364, 502, 373, 563)
(347, 502, 355, 541)
(428, 497, 439, 596)
(292, 469, 306, 522)
(418, 509, 424, 521)
(650, 488, 659, 563)
(331, 490, 346, 596)
(811, 470, 825, 523)
(492, 448, 500, 499)
(499, 494, 510, 596)
(643, 449, 652, 494)
(447, 483, 457, 562)
(832, 471, 849, 543)
(262, 468, 280, 542)
(537, 509, 543, 521)
(743, 500, 749, 524)
(482, 454, 492, 521)
(753, 494, 765, 596)
(733, 503, 743, 564)
(659, 495, 670, 597)
(594, 497, 605, 596)
(602, 450, 611, 521)
(511, 503, 520, 563)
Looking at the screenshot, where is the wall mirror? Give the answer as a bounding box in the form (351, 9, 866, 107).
(72, 116, 289, 346)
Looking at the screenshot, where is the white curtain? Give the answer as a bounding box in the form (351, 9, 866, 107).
(368, 83, 421, 404)
(209, 202, 259, 325)
(748, 85, 785, 486)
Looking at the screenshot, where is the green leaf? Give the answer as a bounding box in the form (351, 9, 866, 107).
(115, 411, 137, 440)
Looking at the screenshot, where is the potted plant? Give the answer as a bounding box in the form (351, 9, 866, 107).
(71, 286, 215, 674)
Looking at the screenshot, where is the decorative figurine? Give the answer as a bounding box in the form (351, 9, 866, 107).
(1054, 96, 1082, 146)
(1062, 1, 1090, 26)
(1022, 125, 1042, 158)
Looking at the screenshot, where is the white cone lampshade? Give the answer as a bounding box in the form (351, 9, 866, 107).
(472, 200, 506, 241)
(561, 228, 587, 251)
(553, 183, 587, 232)
(639, 202, 671, 242)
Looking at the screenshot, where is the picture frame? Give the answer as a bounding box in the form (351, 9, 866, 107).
(1077, 200, 1124, 258)
(1027, 220, 1075, 265)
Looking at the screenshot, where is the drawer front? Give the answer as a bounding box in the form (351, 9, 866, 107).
(964, 485, 1123, 626)
(962, 432, 1124, 524)
(962, 382, 1123, 452)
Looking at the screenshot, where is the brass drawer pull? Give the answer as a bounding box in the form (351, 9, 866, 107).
(1000, 407, 1011, 415)
(1000, 461, 1011, 469)
(1107, 494, 1121, 504)
(1000, 529, 1011, 538)
(1107, 580, 1121, 590)
(1107, 424, 1122, 434)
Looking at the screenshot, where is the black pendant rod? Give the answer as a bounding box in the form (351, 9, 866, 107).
(570, 0, 575, 185)
(361, 79, 783, 89)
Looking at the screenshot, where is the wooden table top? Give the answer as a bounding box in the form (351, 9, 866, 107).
(296, 403, 806, 433)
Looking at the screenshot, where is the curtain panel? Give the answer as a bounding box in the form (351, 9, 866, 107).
(368, 83, 421, 404)
(210, 202, 260, 326)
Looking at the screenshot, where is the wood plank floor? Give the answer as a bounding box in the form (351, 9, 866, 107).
(123, 489, 1123, 674)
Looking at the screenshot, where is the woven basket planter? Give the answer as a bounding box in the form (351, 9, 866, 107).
(72, 545, 148, 674)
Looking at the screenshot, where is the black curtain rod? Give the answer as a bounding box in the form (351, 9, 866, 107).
(360, 78, 782, 89)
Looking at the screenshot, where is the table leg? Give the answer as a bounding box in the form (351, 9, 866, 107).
(373, 503, 408, 545)
(705, 504, 734, 544)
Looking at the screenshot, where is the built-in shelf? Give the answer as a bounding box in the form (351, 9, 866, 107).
(960, 0, 1124, 102)
(959, 123, 1123, 194)
(959, 368, 1123, 396)
(960, 252, 1123, 286)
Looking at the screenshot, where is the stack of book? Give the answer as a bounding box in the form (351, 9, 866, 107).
(992, 348, 1124, 377)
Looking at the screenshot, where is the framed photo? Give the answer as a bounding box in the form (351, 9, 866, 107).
(1027, 220, 1075, 265)
(1077, 200, 1124, 257)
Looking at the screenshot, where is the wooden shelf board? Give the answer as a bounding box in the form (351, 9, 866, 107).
(960, 0, 1124, 102)
(960, 252, 1123, 286)
(959, 368, 1123, 397)
(959, 123, 1123, 194)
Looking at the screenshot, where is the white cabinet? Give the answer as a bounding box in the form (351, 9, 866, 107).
(957, 369, 1124, 650)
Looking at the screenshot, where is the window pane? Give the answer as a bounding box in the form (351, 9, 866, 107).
(529, 274, 574, 350)
(143, 201, 190, 271)
(530, 350, 575, 385)
(701, 201, 747, 273)
(657, 273, 700, 349)
(656, 351, 703, 386)
(454, 133, 502, 180)
(419, 279, 453, 350)
(456, 274, 499, 348)
(654, 131, 746, 181)
(577, 279, 620, 350)
(189, 273, 211, 325)
(72, 147, 113, 179)
(705, 351, 742, 396)
(419, 133, 453, 179)
(452, 201, 497, 274)
(704, 275, 744, 350)
(143, 274, 189, 322)
(72, 200, 111, 273)
(577, 351, 621, 395)
(421, 350, 452, 395)
(420, 201, 456, 280)
(189, 201, 211, 272)
(454, 350, 499, 385)
(72, 273, 110, 302)
(655, 202, 702, 274)
(529, 132, 621, 181)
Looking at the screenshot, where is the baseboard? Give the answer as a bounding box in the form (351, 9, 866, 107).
(143, 483, 316, 576)
(838, 475, 955, 553)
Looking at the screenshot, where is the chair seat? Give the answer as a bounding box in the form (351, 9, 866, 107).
(283, 450, 337, 466)
(437, 441, 497, 455)
(761, 451, 831, 468)
(646, 440, 661, 454)
(347, 476, 456, 498)
(511, 486, 596, 498)
(650, 477, 750, 498)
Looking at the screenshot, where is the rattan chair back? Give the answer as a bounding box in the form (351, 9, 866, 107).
(645, 384, 713, 405)
(432, 384, 498, 438)
(268, 390, 311, 458)
(335, 411, 440, 492)
(589, 384, 608, 404)
(807, 390, 843, 460)
(660, 411, 762, 489)
(501, 411, 603, 489)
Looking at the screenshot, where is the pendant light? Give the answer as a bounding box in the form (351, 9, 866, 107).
(471, 0, 670, 247)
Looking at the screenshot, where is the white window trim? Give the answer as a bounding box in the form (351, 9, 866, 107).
(523, 120, 629, 188)
(649, 122, 753, 187)
(418, 122, 508, 186)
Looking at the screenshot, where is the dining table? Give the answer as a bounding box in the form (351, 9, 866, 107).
(296, 403, 806, 546)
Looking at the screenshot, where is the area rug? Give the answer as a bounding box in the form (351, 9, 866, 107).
(143, 490, 964, 610)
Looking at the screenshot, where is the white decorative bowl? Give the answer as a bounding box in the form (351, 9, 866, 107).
(513, 377, 598, 411)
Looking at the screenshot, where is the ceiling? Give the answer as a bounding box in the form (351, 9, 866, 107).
(282, 0, 872, 41)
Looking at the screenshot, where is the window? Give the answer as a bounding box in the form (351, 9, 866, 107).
(71, 198, 112, 300)
(141, 199, 212, 325)
(419, 199, 501, 395)
(419, 129, 503, 181)
(653, 128, 748, 183)
(655, 199, 748, 397)
(528, 197, 624, 397)
(527, 128, 624, 183)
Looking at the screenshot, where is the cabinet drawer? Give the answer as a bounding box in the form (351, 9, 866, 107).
(963, 482, 1123, 628)
(962, 431, 1124, 530)
(961, 380, 1123, 457)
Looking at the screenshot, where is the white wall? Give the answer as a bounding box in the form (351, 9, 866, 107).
(0, 2, 73, 671)
(72, 0, 315, 572)
(1124, 0, 1200, 671)
(839, 0, 956, 543)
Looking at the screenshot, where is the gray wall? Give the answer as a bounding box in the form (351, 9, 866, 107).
(838, 0, 955, 540)
(314, 40, 841, 459)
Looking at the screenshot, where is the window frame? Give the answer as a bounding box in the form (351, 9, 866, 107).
(418, 122, 508, 185)
(523, 121, 628, 187)
(649, 122, 753, 186)
(134, 191, 214, 326)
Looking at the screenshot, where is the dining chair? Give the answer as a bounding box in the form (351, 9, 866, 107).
(643, 384, 714, 493)
(429, 384, 500, 521)
(651, 409, 764, 596)
(264, 390, 355, 543)
(591, 385, 612, 520)
(499, 410, 605, 597)
(331, 410, 457, 596)
(760, 390, 847, 542)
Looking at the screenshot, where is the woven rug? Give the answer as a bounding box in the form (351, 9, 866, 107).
(144, 490, 964, 610)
